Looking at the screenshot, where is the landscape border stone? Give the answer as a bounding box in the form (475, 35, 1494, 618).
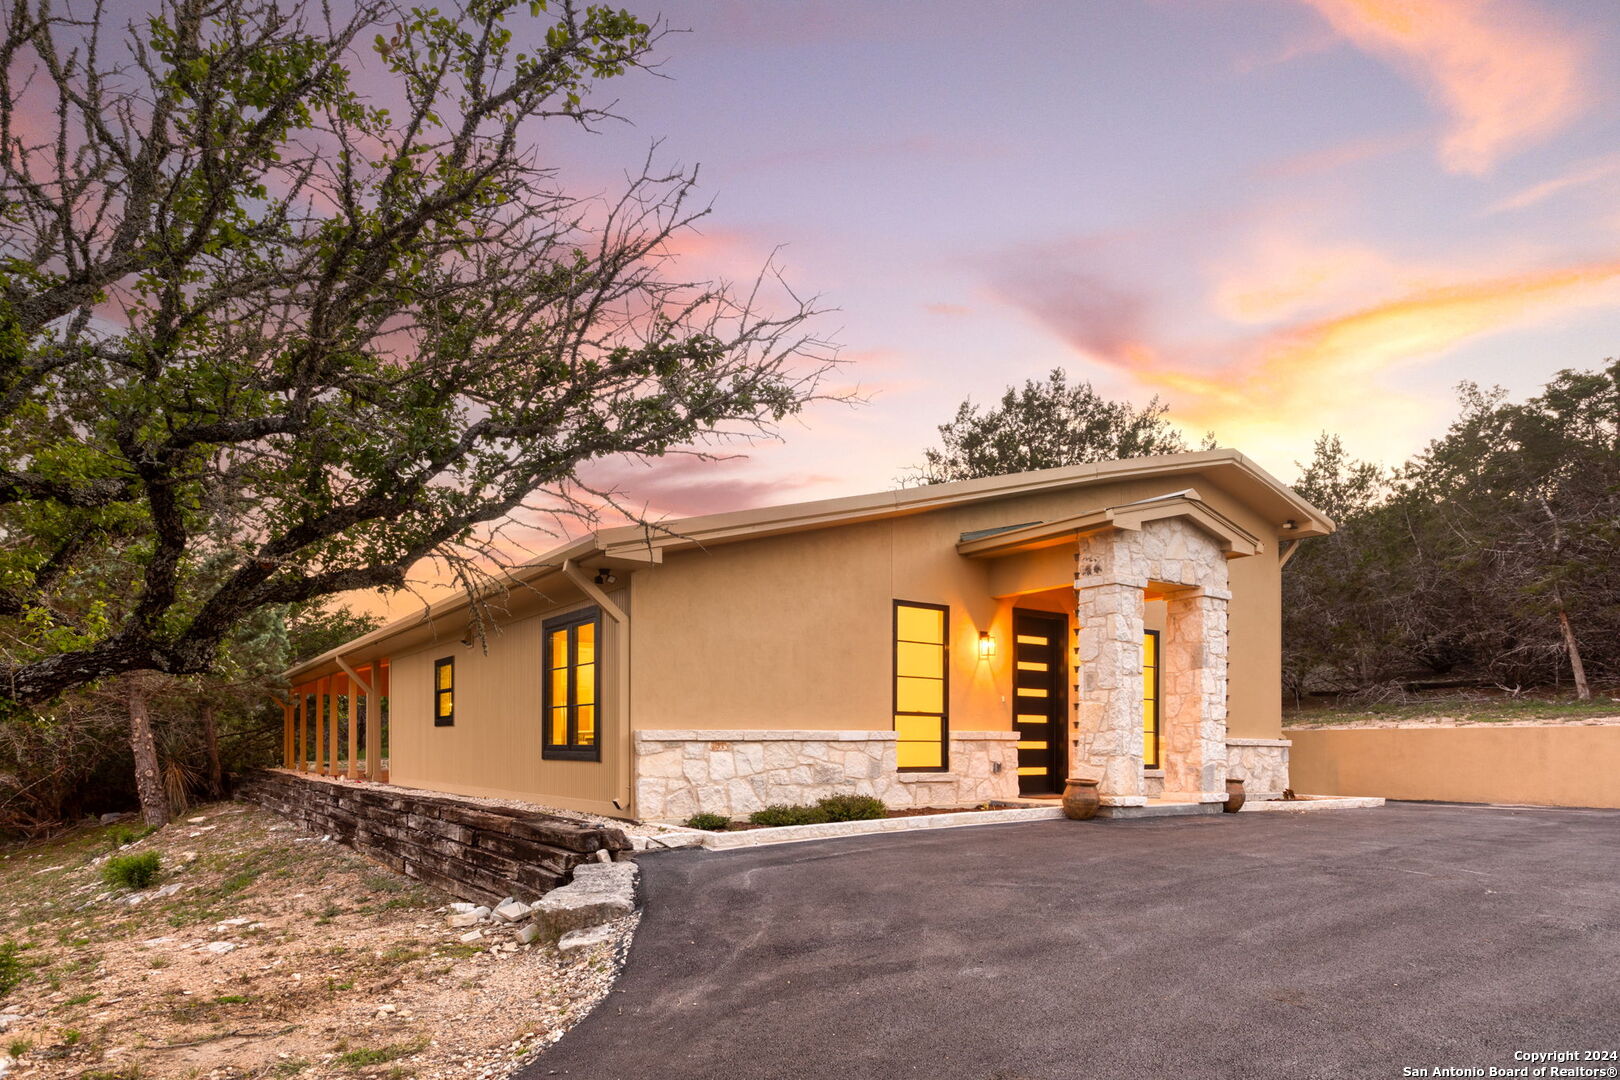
(237, 769, 633, 905)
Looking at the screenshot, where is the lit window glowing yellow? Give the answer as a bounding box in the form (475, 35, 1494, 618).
(896, 641, 943, 679)
(896, 676, 944, 714)
(1016, 660, 1048, 671)
(894, 602, 947, 771)
(1017, 766, 1045, 776)
(438, 664, 453, 691)
(1143, 630, 1160, 768)
(438, 694, 453, 717)
(1016, 686, 1048, 698)
(896, 604, 944, 645)
(895, 715, 944, 769)
(1015, 634, 1047, 645)
(544, 612, 602, 757)
(1017, 740, 1048, 750)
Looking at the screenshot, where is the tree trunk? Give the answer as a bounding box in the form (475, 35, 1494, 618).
(128, 683, 169, 826)
(1556, 607, 1591, 701)
(201, 702, 222, 797)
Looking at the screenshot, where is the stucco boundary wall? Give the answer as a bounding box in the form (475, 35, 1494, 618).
(1288, 725, 1620, 809)
(633, 730, 1020, 822)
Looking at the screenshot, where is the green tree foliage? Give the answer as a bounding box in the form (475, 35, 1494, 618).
(0, 601, 379, 837)
(910, 369, 1208, 484)
(1284, 362, 1620, 700)
(0, 0, 832, 706)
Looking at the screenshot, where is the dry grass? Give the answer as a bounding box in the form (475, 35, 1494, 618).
(0, 803, 634, 1079)
(1285, 691, 1620, 727)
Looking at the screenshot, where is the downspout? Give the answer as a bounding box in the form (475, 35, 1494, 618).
(561, 559, 634, 817)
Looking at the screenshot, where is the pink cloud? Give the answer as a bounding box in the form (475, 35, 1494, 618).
(1292, 0, 1588, 174)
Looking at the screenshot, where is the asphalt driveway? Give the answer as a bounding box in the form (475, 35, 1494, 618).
(520, 804, 1620, 1080)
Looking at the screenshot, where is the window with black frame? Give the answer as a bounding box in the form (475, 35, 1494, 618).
(543, 608, 601, 761)
(433, 657, 454, 727)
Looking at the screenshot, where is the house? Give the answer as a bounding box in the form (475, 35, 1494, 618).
(279, 449, 1332, 822)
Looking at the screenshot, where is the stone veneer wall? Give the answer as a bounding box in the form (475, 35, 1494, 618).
(238, 770, 631, 905)
(633, 730, 1019, 822)
(1075, 516, 1233, 805)
(1225, 738, 1290, 800)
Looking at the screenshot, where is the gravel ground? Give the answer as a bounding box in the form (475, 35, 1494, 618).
(0, 803, 637, 1079)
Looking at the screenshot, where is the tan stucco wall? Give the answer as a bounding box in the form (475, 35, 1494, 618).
(630, 472, 1289, 741)
(387, 591, 625, 816)
(1289, 726, 1620, 808)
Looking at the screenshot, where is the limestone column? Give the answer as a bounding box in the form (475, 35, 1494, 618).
(1074, 533, 1147, 805)
(1162, 589, 1230, 800)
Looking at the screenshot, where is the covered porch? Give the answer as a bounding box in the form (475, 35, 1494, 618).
(962, 490, 1267, 809)
(282, 658, 393, 782)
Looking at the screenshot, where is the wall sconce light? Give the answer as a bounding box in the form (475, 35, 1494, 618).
(978, 631, 996, 659)
(1281, 519, 1298, 531)
(593, 569, 617, 586)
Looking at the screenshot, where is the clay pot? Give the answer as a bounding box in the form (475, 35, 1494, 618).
(1223, 776, 1246, 814)
(1062, 777, 1101, 820)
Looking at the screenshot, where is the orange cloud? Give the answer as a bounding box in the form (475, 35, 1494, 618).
(1296, 0, 1587, 174)
(1132, 260, 1620, 462)
(1209, 234, 1397, 324)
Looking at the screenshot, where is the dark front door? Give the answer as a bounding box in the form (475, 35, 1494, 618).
(1012, 608, 1068, 796)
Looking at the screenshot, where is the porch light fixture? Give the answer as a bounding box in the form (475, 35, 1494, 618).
(978, 631, 996, 659)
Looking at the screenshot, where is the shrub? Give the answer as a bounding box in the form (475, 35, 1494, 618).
(106, 824, 156, 850)
(747, 804, 830, 828)
(684, 812, 731, 832)
(102, 851, 161, 891)
(0, 942, 24, 998)
(816, 794, 887, 821)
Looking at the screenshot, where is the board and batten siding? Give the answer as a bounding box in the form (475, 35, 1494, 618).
(388, 588, 628, 816)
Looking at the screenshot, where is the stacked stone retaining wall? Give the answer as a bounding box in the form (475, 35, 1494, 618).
(238, 770, 631, 905)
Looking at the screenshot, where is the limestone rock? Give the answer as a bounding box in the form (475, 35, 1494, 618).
(531, 863, 636, 942)
(557, 923, 616, 958)
(493, 900, 531, 922)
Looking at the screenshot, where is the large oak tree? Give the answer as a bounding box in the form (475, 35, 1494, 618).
(0, 0, 833, 706)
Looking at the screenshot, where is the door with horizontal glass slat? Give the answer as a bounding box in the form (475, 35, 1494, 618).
(1012, 609, 1067, 795)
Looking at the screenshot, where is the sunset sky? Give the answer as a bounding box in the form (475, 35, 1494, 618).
(539, 0, 1620, 522)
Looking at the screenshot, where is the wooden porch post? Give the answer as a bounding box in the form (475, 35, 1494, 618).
(315, 675, 330, 774)
(329, 676, 342, 776)
(379, 661, 390, 783)
(365, 664, 383, 782)
(295, 685, 307, 771)
(282, 700, 294, 768)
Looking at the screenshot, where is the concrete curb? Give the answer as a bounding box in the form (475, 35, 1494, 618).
(666, 807, 1069, 850)
(1239, 795, 1385, 812)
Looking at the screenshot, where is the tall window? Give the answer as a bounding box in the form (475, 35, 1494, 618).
(894, 601, 948, 771)
(543, 608, 600, 761)
(433, 657, 455, 727)
(1142, 630, 1160, 768)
